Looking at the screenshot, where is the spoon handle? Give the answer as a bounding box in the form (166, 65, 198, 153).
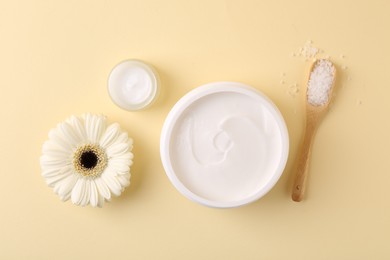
(291, 120, 317, 202)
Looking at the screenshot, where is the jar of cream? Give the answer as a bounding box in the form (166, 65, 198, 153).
(160, 82, 289, 208)
(108, 59, 160, 111)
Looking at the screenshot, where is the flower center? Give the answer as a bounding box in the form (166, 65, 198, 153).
(80, 151, 98, 169)
(73, 144, 107, 178)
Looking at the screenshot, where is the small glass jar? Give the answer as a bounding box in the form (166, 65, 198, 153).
(108, 59, 160, 111)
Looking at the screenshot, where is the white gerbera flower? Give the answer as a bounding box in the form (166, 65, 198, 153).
(40, 114, 133, 207)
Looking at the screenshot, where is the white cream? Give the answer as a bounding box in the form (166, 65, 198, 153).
(160, 82, 289, 208)
(108, 60, 159, 111)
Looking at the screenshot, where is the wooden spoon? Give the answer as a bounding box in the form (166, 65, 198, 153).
(292, 59, 336, 202)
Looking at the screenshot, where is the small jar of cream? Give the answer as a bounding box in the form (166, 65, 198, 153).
(108, 59, 160, 111)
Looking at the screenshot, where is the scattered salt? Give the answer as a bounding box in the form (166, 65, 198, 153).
(300, 41, 319, 59)
(288, 83, 300, 97)
(307, 59, 336, 106)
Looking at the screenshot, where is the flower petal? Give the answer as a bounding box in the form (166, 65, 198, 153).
(59, 193, 71, 202)
(56, 174, 78, 199)
(106, 143, 130, 158)
(108, 160, 130, 174)
(127, 139, 134, 154)
(69, 115, 87, 141)
(40, 152, 70, 163)
(97, 191, 104, 208)
(58, 121, 81, 148)
(41, 166, 64, 177)
(99, 123, 120, 149)
(85, 114, 106, 143)
(101, 171, 122, 196)
(45, 165, 73, 187)
(40, 154, 70, 169)
(108, 152, 133, 174)
(80, 179, 90, 207)
(90, 180, 98, 207)
(95, 177, 111, 201)
(71, 178, 85, 205)
(115, 152, 134, 161)
(48, 128, 73, 151)
(116, 174, 130, 190)
(115, 132, 129, 146)
(42, 141, 69, 158)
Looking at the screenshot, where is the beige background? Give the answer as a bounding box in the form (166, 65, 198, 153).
(1, 0, 389, 259)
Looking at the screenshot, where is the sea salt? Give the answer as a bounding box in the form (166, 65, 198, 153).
(300, 41, 319, 59)
(287, 83, 300, 97)
(307, 59, 335, 106)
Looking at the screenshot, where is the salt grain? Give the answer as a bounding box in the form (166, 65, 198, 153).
(300, 41, 319, 59)
(288, 84, 300, 97)
(307, 59, 336, 106)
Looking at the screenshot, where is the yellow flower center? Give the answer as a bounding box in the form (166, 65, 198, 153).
(73, 144, 107, 178)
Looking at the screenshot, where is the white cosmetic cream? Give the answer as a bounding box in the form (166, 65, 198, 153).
(108, 60, 159, 111)
(160, 82, 289, 208)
